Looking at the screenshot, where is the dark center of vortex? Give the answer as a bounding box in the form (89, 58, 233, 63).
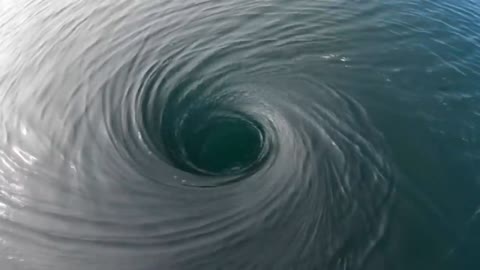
(182, 116, 264, 175)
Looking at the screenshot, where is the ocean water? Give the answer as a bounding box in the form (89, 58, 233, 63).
(0, 0, 479, 269)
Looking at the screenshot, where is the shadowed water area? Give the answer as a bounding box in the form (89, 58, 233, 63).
(0, 0, 479, 269)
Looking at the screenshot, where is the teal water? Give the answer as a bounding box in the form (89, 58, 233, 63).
(0, 0, 479, 269)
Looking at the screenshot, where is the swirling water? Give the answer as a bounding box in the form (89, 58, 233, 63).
(0, 0, 479, 269)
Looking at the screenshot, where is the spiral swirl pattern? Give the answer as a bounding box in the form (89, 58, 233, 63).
(0, 0, 396, 269)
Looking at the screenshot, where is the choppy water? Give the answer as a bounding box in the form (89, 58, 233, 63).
(0, 0, 479, 269)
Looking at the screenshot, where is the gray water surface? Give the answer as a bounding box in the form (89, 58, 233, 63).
(0, 0, 479, 269)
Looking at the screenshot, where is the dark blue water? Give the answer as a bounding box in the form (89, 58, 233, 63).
(0, 0, 479, 269)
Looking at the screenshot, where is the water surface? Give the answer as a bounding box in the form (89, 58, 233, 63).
(0, 0, 479, 269)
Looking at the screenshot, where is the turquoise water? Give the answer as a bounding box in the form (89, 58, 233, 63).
(0, 0, 479, 269)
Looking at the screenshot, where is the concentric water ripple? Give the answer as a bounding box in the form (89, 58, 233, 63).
(4, 0, 480, 269)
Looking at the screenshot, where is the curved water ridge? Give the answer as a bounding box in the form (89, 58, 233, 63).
(0, 0, 404, 269)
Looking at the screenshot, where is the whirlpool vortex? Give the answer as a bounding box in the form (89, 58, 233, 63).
(0, 1, 395, 269)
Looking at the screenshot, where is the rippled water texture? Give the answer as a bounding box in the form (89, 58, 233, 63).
(1, 0, 480, 269)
